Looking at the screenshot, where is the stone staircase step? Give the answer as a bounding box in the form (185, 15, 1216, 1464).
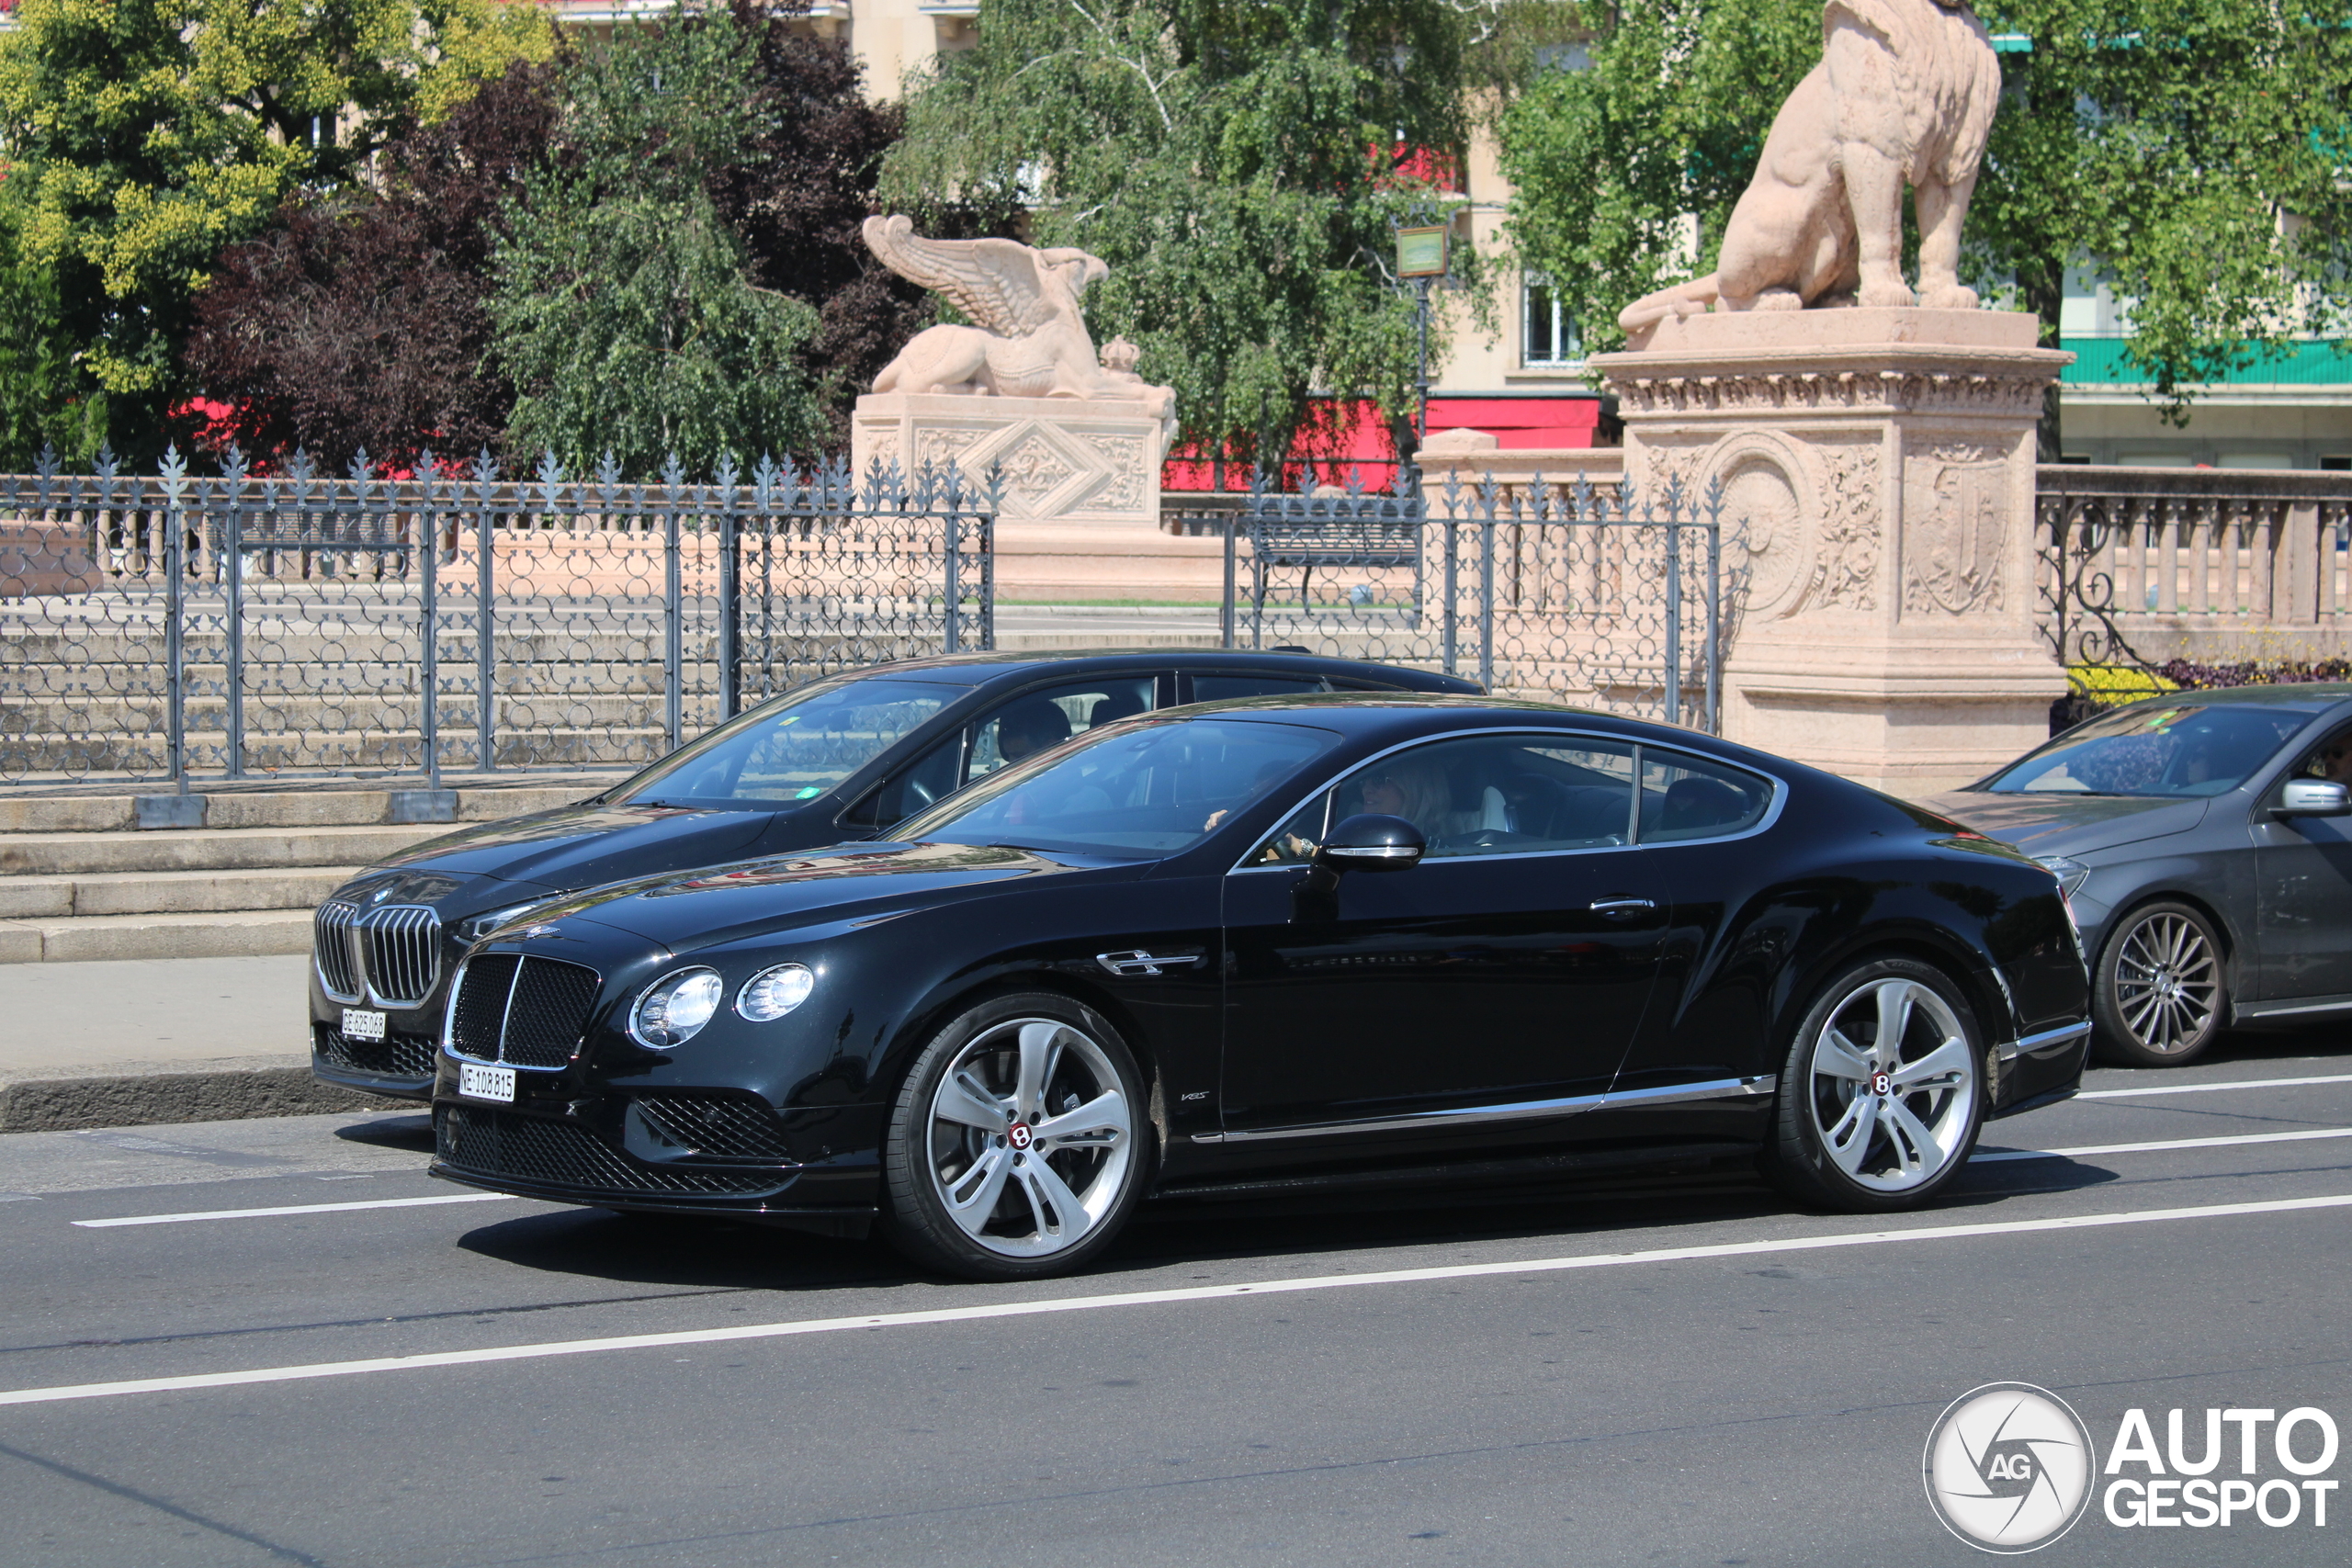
(0, 908, 314, 963)
(0, 824, 457, 877)
(0, 865, 363, 919)
(0, 784, 604, 835)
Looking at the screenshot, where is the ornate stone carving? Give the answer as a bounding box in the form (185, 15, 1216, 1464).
(1903, 440, 2008, 614)
(1617, 0, 2000, 344)
(1611, 367, 2049, 419)
(913, 426, 989, 468)
(991, 430, 1081, 512)
(1081, 434, 1151, 513)
(1814, 445, 1880, 612)
(863, 216, 1176, 438)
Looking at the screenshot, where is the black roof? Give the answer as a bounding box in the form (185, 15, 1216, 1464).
(2102, 683, 2352, 713)
(844, 647, 1481, 694)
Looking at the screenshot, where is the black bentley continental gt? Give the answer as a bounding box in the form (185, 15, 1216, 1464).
(310, 649, 1476, 1100)
(425, 695, 2091, 1280)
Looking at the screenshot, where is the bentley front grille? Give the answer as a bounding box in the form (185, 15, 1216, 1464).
(435, 1105, 789, 1197)
(313, 899, 443, 1007)
(447, 953, 603, 1070)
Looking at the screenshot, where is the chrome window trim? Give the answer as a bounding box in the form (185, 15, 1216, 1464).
(1227, 726, 1787, 875)
(1190, 1075, 1777, 1145)
(1996, 1020, 2092, 1061)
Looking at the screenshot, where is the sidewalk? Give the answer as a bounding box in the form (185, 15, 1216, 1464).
(0, 954, 388, 1133)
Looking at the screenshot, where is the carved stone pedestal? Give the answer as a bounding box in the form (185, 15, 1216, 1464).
(1592, 309, 2072, 795)
(852, 392, 1167, 527)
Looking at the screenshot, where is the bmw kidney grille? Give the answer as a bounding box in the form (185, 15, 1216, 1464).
(313, 900, 442, 1007)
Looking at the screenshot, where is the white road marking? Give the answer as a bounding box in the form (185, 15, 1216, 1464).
(71, 1194, 514, 1229)
(1973, 1126, 2352, 1163)
(2077, 1072, 2352, 1100)
(8, 1190, 2351, 1409)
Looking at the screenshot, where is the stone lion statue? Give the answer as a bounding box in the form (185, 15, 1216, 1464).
(863, 216, 1177, 434)
(1617, 0, 2000, 346)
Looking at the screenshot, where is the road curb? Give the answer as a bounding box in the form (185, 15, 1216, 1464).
(0, 1066, 404, 1134)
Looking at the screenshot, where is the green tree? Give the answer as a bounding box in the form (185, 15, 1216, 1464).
(884, 0, 1476, 472)
(0, 172, 100, 468)
(0, 0, 553, 462)
(488, 5, 825, 475)
(1498, 2, 2352, 453)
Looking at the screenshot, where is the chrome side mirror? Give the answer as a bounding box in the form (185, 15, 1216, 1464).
(1311, 814, 1427, 874)
(2277, 779, 2352, 818)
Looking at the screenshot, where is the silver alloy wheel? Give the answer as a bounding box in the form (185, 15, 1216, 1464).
(923, 1016, 1135, 1259)
(2110, 910, 2221, 1056)
(1804, 976, 1979, 1194)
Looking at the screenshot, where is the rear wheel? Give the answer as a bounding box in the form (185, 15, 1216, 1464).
(2093, 901, 2227, 1067)
(1764, 958, 1984, 1212)
(880, 992, 1149, 1280)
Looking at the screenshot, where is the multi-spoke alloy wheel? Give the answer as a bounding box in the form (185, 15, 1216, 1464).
(1766, 958, 1984, 1212)
(2095, 901, 2226, 1067)
(884, 994, 1148, 1279)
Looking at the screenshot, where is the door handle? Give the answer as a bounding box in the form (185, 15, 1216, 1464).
(1589, 897, 1656, 915)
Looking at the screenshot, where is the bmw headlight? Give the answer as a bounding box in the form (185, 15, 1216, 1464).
(736, 963, 815, 1021)
(456, 897, 563, 944)
(629, 967, 724, 1048)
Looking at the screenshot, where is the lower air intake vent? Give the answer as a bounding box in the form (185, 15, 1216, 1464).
(313, 1023, 437, 1078)
(435, 1105, 790, 1197)
(631, 1096, 795, 1161)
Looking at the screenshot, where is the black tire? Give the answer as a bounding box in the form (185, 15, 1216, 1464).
(2092, 900, 2228, 1067)
(1763, 957, 1986, 1213)
(880, 991, 1152, 1280)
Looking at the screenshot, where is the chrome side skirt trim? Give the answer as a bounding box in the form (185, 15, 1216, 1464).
(2234, 994, 2352, 1021)
(1190, 1075, 1777, 1146)
(1997, 1021, 2092, 1061)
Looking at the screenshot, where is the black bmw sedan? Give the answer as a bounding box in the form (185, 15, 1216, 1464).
(1922, 683, 2352, 1067)
(426, 695, 2090, 1280)
(310, 650, 1477, 1100)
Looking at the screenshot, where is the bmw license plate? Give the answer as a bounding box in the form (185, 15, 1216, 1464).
(458, 1063, 515, 1103)
(341, 1007, 386, 1042)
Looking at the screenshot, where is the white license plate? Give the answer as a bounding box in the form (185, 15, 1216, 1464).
(458, 1063, 515, 1103)
(341, 1007, 386, 1042)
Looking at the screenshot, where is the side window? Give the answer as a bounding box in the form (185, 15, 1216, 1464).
(968, 676, 1158, 783)
(1636, 749, 1773, 843)
(2291, 725, 2352, 786)
(842, 731, 964, 831)
(1190, 672, 1328, 703)
(1249, 734, 1638, 863)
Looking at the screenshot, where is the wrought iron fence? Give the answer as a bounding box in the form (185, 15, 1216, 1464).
(0, 446, 994, 790)
(1211, 468, 1737, 732)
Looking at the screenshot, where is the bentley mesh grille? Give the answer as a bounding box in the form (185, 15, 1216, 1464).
(313, 1023, 437, 1078)
(312, 898, 441, 1007)
(435, 1105, 788, 1196)
(446, 953, 600, 1069)
(632, 1096, 795, 1161)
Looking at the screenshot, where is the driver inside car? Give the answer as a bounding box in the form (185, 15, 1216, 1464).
(1351, 755, 1507, 846)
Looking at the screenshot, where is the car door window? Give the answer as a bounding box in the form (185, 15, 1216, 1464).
(1636, 749, 1774, 842)
(1250, 734, 1639, 863)
(1189, 672, 1329, 703)
(968, 676, 1159, 781)
(848, 675, 1160, 832)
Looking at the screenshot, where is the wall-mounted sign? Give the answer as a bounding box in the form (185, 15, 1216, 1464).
(1396, 226, 1450, 278)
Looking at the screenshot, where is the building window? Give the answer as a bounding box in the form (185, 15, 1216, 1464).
(1522, 274, 1580, 367)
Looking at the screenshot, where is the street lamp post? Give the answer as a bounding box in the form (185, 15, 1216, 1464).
(1393, 220, 1450, 486)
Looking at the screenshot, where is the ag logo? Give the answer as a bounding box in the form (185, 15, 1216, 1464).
(1924, 1382, 2098, 1553)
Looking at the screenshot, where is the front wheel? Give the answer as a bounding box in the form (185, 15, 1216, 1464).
(2093, 901, 2227, 1067)
(880, 993, 1150, 1280)
(1764, 958, 1985, 1212)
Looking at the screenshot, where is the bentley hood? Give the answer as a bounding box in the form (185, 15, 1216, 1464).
(1917, 790, 2213, 857)
(555, 840, 1138, 950)
(369, 802, 783, 891)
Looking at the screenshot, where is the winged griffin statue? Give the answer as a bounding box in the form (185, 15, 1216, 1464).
(862, 216, 1176, 436)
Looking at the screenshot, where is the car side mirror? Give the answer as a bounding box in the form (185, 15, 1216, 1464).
(2277, 779, 2352, 818)
(1312, 814, 1427, 874)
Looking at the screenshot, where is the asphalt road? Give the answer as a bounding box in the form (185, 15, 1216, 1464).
(2, 1034, 2348, 1567)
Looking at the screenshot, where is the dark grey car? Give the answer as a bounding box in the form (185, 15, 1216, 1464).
(1921, 684, 2352, 1066)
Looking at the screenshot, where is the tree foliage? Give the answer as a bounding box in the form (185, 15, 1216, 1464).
(1498, 1, 2352, 444)
(0, 0, 554, 462)
(885, 0, 1478, 468)
(182, 62, 563, 473)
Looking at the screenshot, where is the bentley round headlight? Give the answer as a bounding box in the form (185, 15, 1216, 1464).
(630, 967, 724, 1048)
(736, 963, 815, 1021)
